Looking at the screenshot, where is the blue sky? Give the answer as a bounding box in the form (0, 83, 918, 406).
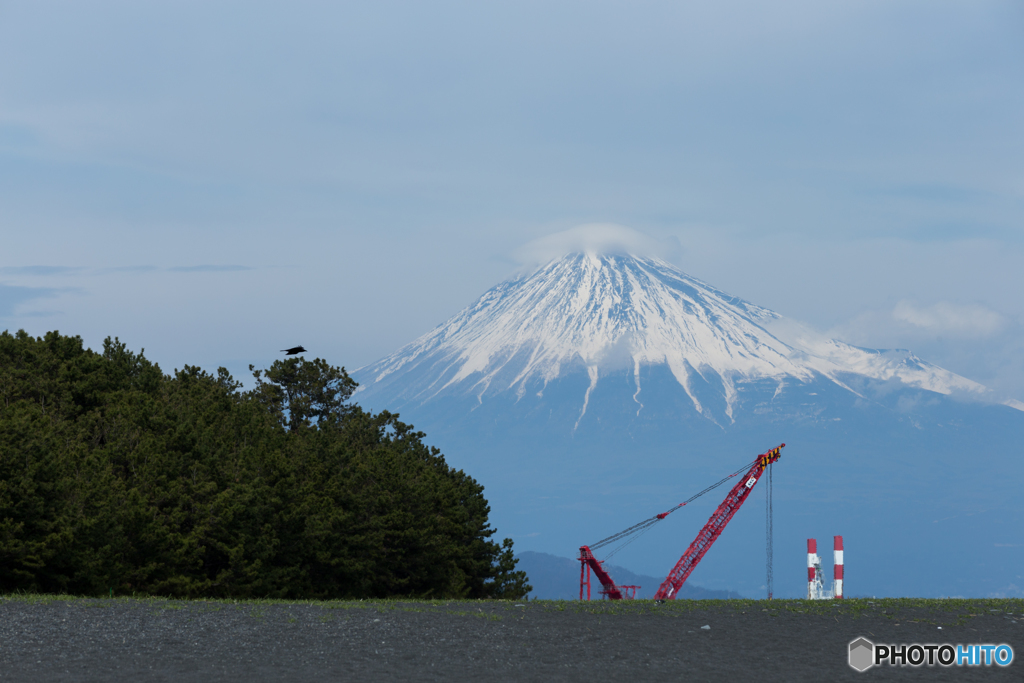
(2, 1, 1023, 400)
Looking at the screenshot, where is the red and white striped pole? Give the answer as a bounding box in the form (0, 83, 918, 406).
(833, 536, 844, 599)
(807, 539, 817, 599)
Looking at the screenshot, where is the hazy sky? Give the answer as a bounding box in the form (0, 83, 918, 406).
(2, 1, 1023, 400)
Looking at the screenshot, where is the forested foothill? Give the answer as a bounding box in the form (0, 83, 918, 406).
(0, 330, 529, 600)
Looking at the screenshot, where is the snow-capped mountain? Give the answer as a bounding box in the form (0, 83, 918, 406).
(352, 251, 1024, 600)
(355, 252, 1000, 425)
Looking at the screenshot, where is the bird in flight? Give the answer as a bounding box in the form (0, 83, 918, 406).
(281, 346, 307, 355)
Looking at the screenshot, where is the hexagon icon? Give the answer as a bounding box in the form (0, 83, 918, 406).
(849, 637, 874, 672)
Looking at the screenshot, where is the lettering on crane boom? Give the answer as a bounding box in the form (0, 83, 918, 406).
(745, 477, 757, 488)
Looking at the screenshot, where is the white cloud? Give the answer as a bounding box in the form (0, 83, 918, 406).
(827, 300, 1007, 346)
(513, 224, 681, 265)
(892, 300, 1005, 338)
(821, 301, 1024, 403)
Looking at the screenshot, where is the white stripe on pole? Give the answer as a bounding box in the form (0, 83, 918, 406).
(833, 535, 844, 600)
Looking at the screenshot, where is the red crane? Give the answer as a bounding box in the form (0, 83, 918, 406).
(579, 443, 783, 601)
(653, 444, 782, 600)
(578, 545, 627, 600)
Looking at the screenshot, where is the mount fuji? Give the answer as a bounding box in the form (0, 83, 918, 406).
(354, 252, 1024, 599)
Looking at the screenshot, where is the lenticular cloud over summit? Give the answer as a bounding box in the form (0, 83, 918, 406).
(513, 224, 681, 266)
(355, 250, 1005, 427)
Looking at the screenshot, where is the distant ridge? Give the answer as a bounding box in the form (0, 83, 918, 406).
(515, 551, 743, 601)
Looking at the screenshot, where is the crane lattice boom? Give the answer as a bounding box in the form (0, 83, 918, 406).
(652, 444, 783, 600)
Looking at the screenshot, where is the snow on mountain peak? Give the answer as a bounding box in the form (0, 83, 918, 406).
(356, 252, 1001, 419)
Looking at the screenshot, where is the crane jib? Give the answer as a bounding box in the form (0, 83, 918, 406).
(577, 444, 783, 601)
(652, 444, 783, 601)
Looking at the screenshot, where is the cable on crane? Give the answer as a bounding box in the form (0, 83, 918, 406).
(765, 459, 774, 600)
(588, 456, 762, 560)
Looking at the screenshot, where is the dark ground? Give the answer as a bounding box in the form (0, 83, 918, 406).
(1, 596, 1021, 682)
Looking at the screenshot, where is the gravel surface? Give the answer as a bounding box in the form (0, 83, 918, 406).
(1, 596, 1021, 682)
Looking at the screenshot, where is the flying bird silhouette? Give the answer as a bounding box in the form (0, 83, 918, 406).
(281, 346, 307, 355)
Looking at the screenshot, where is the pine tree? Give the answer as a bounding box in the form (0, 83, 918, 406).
(0, 330, 531, 599)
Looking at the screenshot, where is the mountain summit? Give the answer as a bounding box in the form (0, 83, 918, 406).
(355, 252, 997, 427)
